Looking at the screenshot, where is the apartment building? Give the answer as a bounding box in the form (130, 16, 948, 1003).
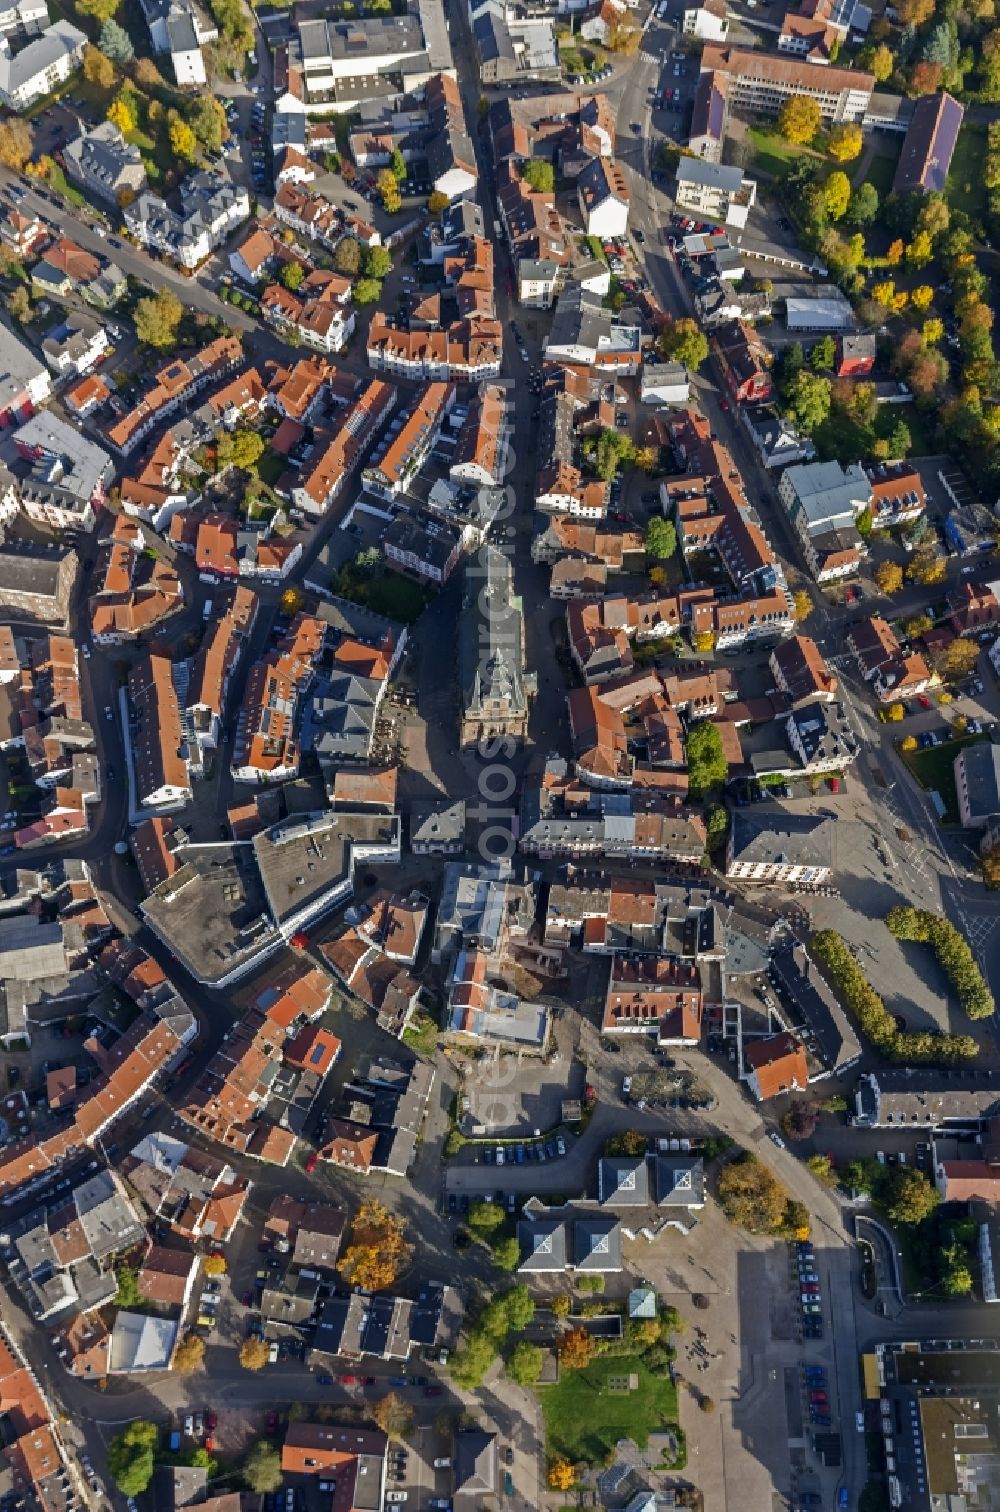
(778, 458, 870, 582)
(726, 810, 834, 884)
(64, 120, 147, 205)
(125, 172, 249, 270)
(688, 69, 727, 161)
(699, 45, 874, 123)
(867, 463, 926, 530)
(449, 383, 507, 486)
(366, 313, 503, 381)
(602, 956, 704, 1043)
(0, 325, 52, 426)
(362, 381, 455, 500)
(769, 634, 837, 707)
(12, 411, 114, 534)
(675, 158, 756, 230)
(104, 334, 242, 456)
(0, 18, 85, 109)
(261, 272, 355, 354)
(293, 378, 397, 516)
(90, 518, 184, 645)
(683, 0, 728, 39)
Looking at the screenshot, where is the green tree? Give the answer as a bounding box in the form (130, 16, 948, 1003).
(98, 16, 132, 59)
(645, 515, 676, 560)
(659, 317, 709, 371)
(468, 1199, 506, 1234)
(134, 288, 183, 349)
(856, 505, 874, 537)
(362, 245, 392, 279)
(594, 427, 633, 480)
(217, 429, 264, 472)
(114, 1262, 142, 1308)
(806, 1153, 837, 1187)
(786, 370, 831, 433)
(242, 1443, 282, 1495)
(107, 1422, 158, 1496)
(777, 340, 805, 395)
(886, 418, 912, 459)
(189, 95, 227, 153)
(390, 146, 407, 182)
(280, 260, 306, 291)
(450, 1331, 497, 1390)
(686, 720, 727, 797)
(353, 277, 381, 304)
(846, 181, 879, 227)
(506, 1341, 543, 1385)
(810, 334, 836, 372)
(880, 1166, 940, 1225)
(491, 1235, 521, 1272)
(521, 158, 554, 193)
(705, 803, 729, 852)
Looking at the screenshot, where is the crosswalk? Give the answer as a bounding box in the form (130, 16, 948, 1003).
(640, 48, 658, 62)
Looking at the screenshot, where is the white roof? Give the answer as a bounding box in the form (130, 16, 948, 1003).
(110, 1311, 178, 1372)
(785, 292, 854, 330)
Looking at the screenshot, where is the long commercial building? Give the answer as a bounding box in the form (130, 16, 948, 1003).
(699, 45, 874, 124)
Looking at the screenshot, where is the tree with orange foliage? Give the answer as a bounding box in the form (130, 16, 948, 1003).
(558, 1328, 595, 1370)
(338, 1199, 412, 1292)
(548, 1459, 577, 1492)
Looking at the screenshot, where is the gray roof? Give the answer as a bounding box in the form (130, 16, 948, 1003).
(0, 19, 85, 100)
(573, 1215, 622, 1270)
(785, 701, 858, 767)
(676, 157, 746, 191)
(409, 798, 465, 848)
(166, 8, 199, 51)
(729, 808, 834, 869)
(598, 1155, 650, 1206)
(459, 545, 526, 721)
(454, 1431, 497, 1497)
(301, 672, 380, 765)
(547, 280, 615, 356)
(517, 1216, 567, 1270)
(655, 1154, 705, 1206)
(14, 411, 114, 510)
(63, 120, 146, 203)
(0, 543, 75, 601)
(0, 323, 48, 413)
(956, 742, 1000, 820)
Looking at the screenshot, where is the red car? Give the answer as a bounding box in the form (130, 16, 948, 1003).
(338, 1374, 358, 1385)
(719, 399, 730, 412)
(918, 693, 931, 709)
(305, 1153, 318, 1174)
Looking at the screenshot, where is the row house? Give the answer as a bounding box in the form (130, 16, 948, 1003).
(532, 515, 644, 571)
(361, 382, 456, 501)
(104, 335, 242, 457)
(711, 318, 772, 404)
(520, 765, 706, 864)
(127, 651, 192, 813)
(185, 586, 257, 777)
(0, 939, 194, 1198)
(293, 378, 397, 517)
(450, 383, 508, 487)
(769, 633, 838, 707)
(602, 956, 705, 1044)
(119, 432, 194, 534)
(366, 313, 503, 381)
(383, 512, 467, 586)
(273, 181, 375, 254)
(231, 614, 325, 783)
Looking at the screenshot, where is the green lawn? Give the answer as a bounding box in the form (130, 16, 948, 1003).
(946, 122, 988, 222)
(541, 1356, 680, 1466)
(899, 732, 988, 824)
(857, 146, 899, 200)
(748, 127, 824, 180)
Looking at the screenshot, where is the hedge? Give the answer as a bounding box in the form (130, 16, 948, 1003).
(884, 906, 995, 1022)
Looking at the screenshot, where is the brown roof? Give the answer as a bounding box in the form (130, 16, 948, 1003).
(138, 1245, 197, 1307)
(744, 1031, 809, 1099)
(700, 43, 874, 94)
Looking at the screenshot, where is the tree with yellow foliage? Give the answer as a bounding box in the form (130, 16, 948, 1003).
(548, 1459, 576, 1492)
(82, 43, 116, 89)
(873, 560, 903, 594)
(793, 588, 813, 621)
(0, 119, 33, 171)
(923, 317, 944, 345)
(169, 118, 197, 161)
(827, 122, 862, 162)
(872, 281, 897, 308)
(900, 735, 917, 753)
(338, 1199, 412, 1292)
(778, 95, 821, 144)
(692, 629, 715, 653)
(106, 94, 136, 134)
(202, 1254, 227, 1277)
(911, 285, 934, 311)
(558, 1328, 595, 1370)
(886, 239, 903, 266)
